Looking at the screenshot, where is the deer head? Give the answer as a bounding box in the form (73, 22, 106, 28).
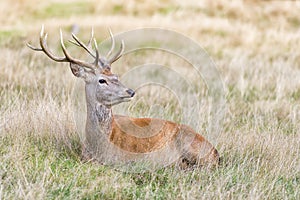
(27, 26, 135, 107)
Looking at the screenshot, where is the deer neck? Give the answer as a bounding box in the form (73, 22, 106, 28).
(84, 86, 113, 159)
(85, 94, 113, 135)
(87, 102, 113, 133)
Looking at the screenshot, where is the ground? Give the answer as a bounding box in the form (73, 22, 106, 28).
(0, 0, 299, 199)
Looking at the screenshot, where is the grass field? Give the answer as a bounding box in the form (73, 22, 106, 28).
(1, 0, 300, 199)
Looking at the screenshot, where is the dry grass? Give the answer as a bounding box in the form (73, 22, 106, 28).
(1, 0, 300, 199)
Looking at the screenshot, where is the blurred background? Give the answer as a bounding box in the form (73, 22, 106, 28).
(1, 0, 300, 199)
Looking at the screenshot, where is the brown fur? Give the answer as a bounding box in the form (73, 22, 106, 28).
(110, 116, 179, 153)
(28, 27, 219, 168)
(108, 115, 220, 167)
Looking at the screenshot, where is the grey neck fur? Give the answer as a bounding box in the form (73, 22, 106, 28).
(84, 85, 114, 163)
(85, 84, 113, 132)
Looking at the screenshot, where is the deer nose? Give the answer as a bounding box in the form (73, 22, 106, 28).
(126, 89, 135, 97)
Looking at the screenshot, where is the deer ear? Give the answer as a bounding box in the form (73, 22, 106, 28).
(70, 63, 88, 78)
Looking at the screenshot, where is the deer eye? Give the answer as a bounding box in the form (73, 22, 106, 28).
(99, 79, 107, 84)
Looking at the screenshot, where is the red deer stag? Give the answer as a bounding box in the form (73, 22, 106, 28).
(27, 26, 219, 169)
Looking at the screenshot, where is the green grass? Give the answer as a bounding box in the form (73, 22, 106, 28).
(0, 30, 25, 48)
(1, 0, 300, 199)
(32, 1, 93, 19)
(1, 130, 298, 199)
(158, 6, 179, 15)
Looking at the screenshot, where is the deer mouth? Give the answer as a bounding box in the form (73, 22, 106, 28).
(106, 96, 133, 107)
(121, 96, 134, 102)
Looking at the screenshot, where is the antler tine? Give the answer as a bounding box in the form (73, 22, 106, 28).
(106, 29, 115, 58)
(93, 38, 100, 67)
(68, 39, 81, 47)
(70, 33, 96, 58)
(59, 29, 96, 70)
(27, 25, 68, 62)
(108, 40, 124, 64)
(41, 32, 69, 62)
(26, 26, 44, 51)
(87, 27, 94, 48)
(26, 42, 43, 51)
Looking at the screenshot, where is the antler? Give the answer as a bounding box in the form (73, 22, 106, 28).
(68, 28, 103, 67)
(106, 29, 115, 58)
(27, 25, 97, 71)
(106, 29, 125, 64)
(70, 28, 125, 65)
(69, 28, 97, 59)
(108, 40, 124, 64)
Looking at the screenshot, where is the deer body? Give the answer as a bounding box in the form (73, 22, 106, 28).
(28, 26, 219, 168)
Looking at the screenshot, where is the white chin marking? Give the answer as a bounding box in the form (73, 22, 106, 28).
(107, 98, 132, 106)
(123, 98, 132, 102)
